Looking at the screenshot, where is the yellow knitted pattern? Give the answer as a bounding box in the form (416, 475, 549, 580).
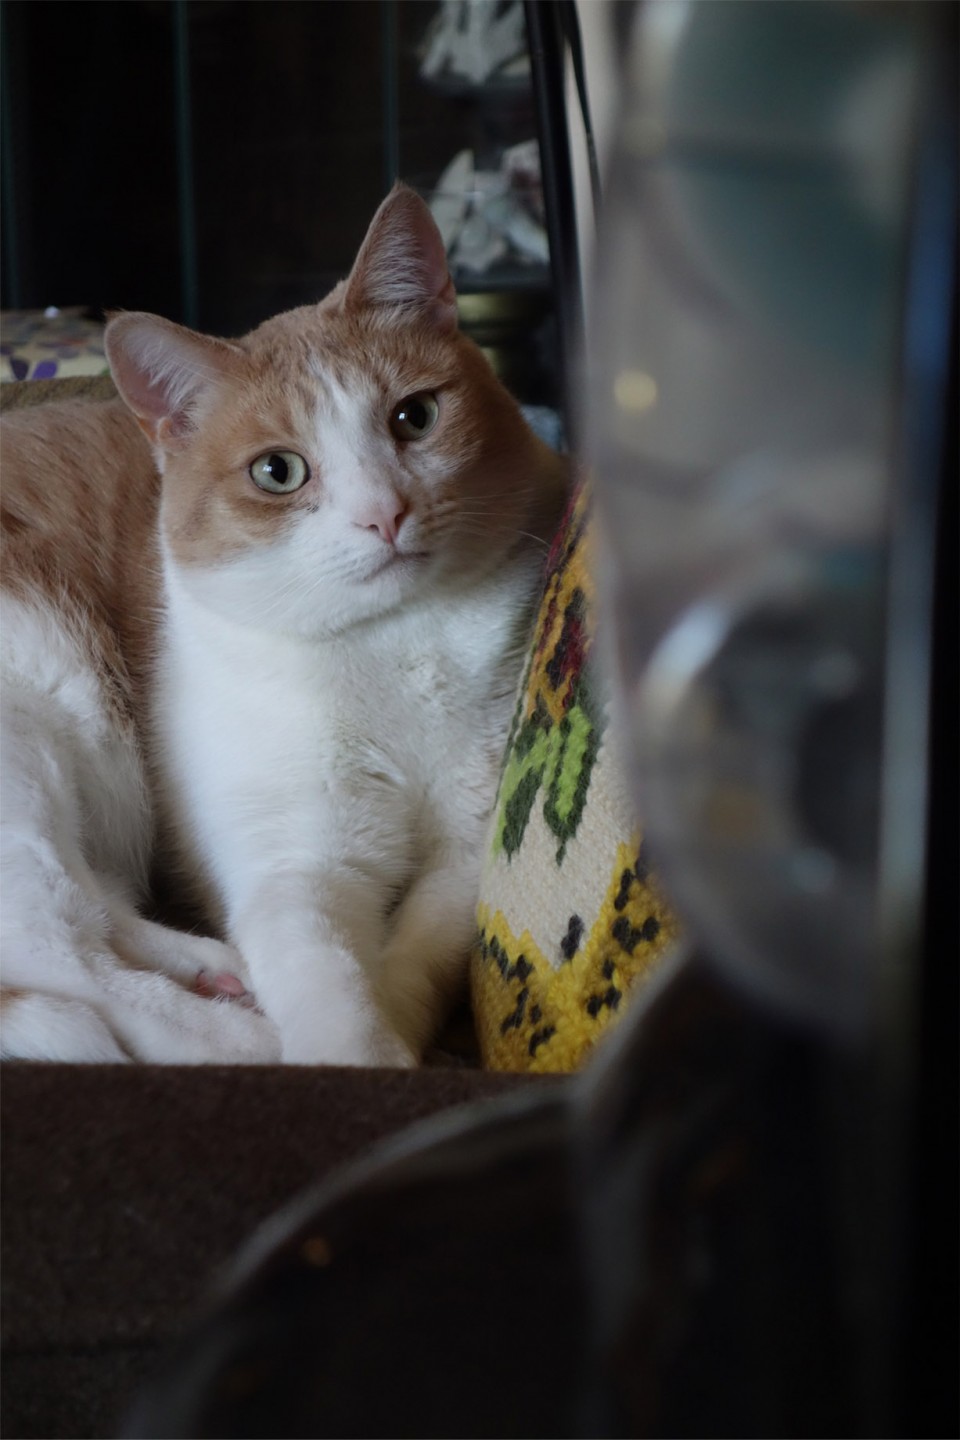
(470, 482, 679, 1073)
(472, 839, 680, 1072)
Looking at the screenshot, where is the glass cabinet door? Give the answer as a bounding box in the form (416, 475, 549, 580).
(2, 0, 564, 412)
(392, 1, 559, 407)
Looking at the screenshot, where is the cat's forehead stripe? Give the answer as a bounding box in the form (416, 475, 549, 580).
(302, 346, 409, 400)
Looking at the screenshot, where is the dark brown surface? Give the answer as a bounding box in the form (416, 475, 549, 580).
(127, 1083, 578, 1440)
(1, 1062, 545, 1439)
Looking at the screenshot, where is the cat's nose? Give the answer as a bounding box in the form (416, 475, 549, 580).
(358, 500, 409, 547)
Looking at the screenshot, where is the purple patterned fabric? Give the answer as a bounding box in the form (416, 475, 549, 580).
(1, 307, 108, 384)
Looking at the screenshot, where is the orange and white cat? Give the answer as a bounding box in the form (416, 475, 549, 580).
(0, 185, 567, 1064)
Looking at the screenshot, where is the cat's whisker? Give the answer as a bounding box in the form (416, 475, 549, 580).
(444, 519, 552, 550)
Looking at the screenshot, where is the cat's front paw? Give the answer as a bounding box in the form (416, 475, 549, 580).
(363, 1027, 418, 1069)
(279, 1008, 416, 1068)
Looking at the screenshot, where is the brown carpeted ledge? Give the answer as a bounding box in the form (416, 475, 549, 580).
(1, 1062, 547, 1439)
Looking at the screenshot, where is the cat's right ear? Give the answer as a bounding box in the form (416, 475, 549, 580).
(341, 184, 458, 332)
(105, 313, 241, 448)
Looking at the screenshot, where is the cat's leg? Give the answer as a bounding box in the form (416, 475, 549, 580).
(0, 989, 131, 1062)
(376, 849, 480, 1056)
(1, 701, 273, 1063)
(1, 874, 279, 1062)
(230, 870, 416, 1067)
(1, 854, 280, 1064)
(105, 902, 255, 1001)
(75, 960, 280, 1063)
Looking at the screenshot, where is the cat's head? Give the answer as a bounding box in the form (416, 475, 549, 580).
(105, 184, 563, 638)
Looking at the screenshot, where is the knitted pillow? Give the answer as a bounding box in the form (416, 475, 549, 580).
(470, 482, 680, 1072)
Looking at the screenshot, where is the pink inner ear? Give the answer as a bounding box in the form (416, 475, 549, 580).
(109, 347, 181, 428)
(343, 184, 458, 330)
(104, 314, 237, 442)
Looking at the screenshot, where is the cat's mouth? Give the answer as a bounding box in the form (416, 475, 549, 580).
(365, 549, 430, 580)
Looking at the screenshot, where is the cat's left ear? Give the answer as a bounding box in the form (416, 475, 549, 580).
(105, 312, 242, 448)
(341, 184, 458, 332)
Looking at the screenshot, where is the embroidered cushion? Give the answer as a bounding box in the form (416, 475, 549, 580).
(470, 481, 680, 1072)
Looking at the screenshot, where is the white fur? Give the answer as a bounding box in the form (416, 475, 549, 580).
(0, 590, 280, 1063)
(157, 542, 538, 1064)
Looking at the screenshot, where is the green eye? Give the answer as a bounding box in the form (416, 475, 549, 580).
(249, 451, 310, 494)
(389, 391, 439, 441)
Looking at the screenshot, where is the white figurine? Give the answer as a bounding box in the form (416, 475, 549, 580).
(420, 0, 527, 87)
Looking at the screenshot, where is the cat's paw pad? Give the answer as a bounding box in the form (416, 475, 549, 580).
(195, 969, 257, 1008)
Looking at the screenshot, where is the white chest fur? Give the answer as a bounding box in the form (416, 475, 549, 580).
(155, 554, 537, 1061)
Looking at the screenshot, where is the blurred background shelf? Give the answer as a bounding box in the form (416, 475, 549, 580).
(0, 0, 565, 407)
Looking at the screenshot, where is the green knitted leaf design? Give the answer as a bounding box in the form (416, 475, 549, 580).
(494, 677, 603, 864)
(492, 482, 602, 866)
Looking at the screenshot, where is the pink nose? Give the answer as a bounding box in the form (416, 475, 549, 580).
(358, 500, 409, 546)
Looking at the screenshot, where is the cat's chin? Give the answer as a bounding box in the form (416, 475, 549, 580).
(305, 559, 435, 637)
